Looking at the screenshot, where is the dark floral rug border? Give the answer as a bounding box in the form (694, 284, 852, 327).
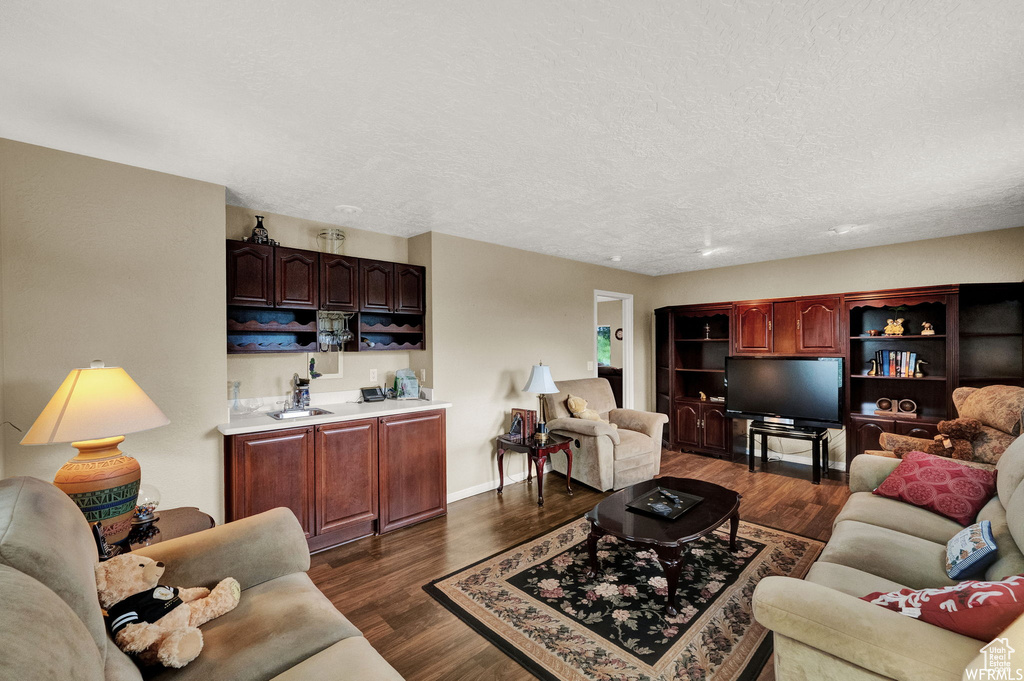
(425, 516, 823, 681)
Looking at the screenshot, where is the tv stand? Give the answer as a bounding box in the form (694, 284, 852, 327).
(747, 421, 830, 485)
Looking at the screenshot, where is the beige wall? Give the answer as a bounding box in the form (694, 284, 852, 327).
(423, 233, 654, 495)
(652, 226, 1024, 308)
(0, 140, 228, 518)
(225, 206, 415, 398)
(597, 300, 623, 367)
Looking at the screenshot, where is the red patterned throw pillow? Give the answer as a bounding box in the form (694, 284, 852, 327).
(873, 450, 996, 525)
(862, 576, 1024, 641)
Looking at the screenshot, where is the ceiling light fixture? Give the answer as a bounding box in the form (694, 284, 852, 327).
(696, 247, 721, 257)
(609, 255, 622, 262)
(828, 224, 858, 235)
(334, 205, 363, 214)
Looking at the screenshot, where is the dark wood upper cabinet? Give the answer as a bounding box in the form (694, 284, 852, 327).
(315, 419, 378, 541)
(378, 410, 446, 534)
(227, 241, 274, 307)
(796, 297, 841, 354)
(275, 247, 318, 309)
(359, 259, 395, 313)
(734, 303, 773, 353)
(773, 301, 799, 354)
(394, 264, 426, 315)
(319, 254, 359, 311)
(227, 427, 315, 539)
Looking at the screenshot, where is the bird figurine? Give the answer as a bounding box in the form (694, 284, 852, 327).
(866, 358, 879, 376)
(914, 359, 929, 378)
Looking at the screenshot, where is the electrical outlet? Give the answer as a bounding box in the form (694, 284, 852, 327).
(369, 369, 378, 383)
(587, 361, 594, 372)
(420, 368, 427, 383)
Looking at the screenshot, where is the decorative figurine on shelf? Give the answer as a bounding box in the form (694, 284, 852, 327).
(921, 322, 935, 336)
(703, 323, 711, 340)
(699, 391, 707, 401)
(867, 358, 879, 376)
(245, 215, 278, 246)
(308, 357, 322, 379)
(883, 318, 905, 336)
(914, 359, 929, 378)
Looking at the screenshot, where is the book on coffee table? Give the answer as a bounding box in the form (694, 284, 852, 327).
(626, 487, 703, 520)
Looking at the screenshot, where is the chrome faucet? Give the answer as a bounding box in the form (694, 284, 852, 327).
(290, 373, 311, 411)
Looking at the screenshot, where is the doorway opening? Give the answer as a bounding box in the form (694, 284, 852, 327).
(594, 290, 634, 409)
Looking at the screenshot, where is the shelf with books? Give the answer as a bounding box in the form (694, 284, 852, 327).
(851, 375, 946, 381)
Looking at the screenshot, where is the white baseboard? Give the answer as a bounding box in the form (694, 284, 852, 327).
(447, 463, 553, 504)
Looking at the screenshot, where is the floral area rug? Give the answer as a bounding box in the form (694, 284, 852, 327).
(425, 517, 823, 681)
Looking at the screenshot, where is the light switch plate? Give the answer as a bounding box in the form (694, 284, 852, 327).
(587, 361, 594, 372)
(369, 368, 378, 383)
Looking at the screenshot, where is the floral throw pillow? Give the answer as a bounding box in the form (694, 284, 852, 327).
(873, 450, 996, 525)
(862, 575, 1024, 641)
(945, 521, 998, 579)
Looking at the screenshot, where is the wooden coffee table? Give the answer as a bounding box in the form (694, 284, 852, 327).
(585, 477, 741, 616)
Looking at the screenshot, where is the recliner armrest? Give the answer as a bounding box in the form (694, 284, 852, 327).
(546, 417, 620, 444)
(848, 454, 902, 493)
(608, 409, 668, 439)
(753, 576, 981, 681)
(134, 507, 310, 590)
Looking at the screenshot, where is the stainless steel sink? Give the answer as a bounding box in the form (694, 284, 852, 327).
(268, 408, 333, 420)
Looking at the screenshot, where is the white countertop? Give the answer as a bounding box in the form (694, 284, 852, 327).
(218, 399, 452, 436)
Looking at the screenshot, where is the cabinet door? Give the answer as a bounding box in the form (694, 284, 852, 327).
(228, 427, 314, 538)
(734, 304, 773, 353)
(797, 297, 841, 354)
(378, 410, 446, 533)
(851, 417, 894, 456)
(674, 403, 701, 450)
(359, 259, 395, 313)
(896, 420, 939, 441)
(772, 301, 799, 355)
(701, 404, 728, 453)
(315, 420, 378, 540)
(275, 247, 319, 309)
(227, 241, 274, 307)
(320, 254, 359, 311)
(394, 264, 425, 314)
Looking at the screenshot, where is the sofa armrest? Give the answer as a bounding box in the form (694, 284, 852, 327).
(753, 577, 981, 681)
(608, 409, 669, 440)
(134, 507, 310, 591)
(848, 454, 901, 493)
(546, 417, 620, 445)
(878, 432, 934, 454)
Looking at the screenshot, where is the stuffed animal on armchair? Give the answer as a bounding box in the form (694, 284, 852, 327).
(96, 554, 241, 668)
(892, 417, 983, 462)
(566, 393, 616, 428)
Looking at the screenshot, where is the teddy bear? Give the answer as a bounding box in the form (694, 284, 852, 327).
(892, 417, 982, 462)
(96, 554, 241, 668)
(566, 394, 616, 428)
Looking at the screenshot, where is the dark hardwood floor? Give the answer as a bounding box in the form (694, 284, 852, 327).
(308, 449, 850, 680)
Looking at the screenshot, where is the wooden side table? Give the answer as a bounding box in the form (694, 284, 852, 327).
(496, 433, 579, 506)
(128, 507, 215, 551)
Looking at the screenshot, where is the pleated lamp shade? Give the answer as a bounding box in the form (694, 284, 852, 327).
(21, 361, 169, 543)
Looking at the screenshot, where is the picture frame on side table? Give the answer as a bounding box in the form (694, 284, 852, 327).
(511, 408, 537, 440)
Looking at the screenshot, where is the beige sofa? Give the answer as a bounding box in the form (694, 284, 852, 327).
(0, 476, 403, 681)
(542, 378, 668, 491)
(753, 434, 1024, 680)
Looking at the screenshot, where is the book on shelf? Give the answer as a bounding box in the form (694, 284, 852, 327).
(872, 349, 922, 377)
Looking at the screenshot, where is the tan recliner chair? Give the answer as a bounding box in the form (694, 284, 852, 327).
(0, 476, 403, 681)
(542, 378, 668, 491)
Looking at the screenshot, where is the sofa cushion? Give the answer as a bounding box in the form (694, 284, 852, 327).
(0, 477, 109, 652)
(834, 492, 962, 544)
(996, 435, 1024, 504)
(873, 450, 996, 525)
(974, 425, 1017, 465)
(149, 572, 363, 681)
(613, 429, 654, 460)
(804, 561, 908, 598)
(270, 636, 404, 681)
(945, 521, 998, 579)
(0, 564, 106, 681)
(958, 384, 1024, 436)
(863, 574, 1024, 641)
(819, 520, 954, 590)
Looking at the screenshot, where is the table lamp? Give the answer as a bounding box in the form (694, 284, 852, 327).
(20, 360, 169, 543)
(522, 363, 558, 443)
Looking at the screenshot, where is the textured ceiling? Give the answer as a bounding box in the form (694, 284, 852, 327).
(2, 1, 1023, 275)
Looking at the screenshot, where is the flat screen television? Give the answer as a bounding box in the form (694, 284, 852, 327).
(725, 356, 844, 428)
